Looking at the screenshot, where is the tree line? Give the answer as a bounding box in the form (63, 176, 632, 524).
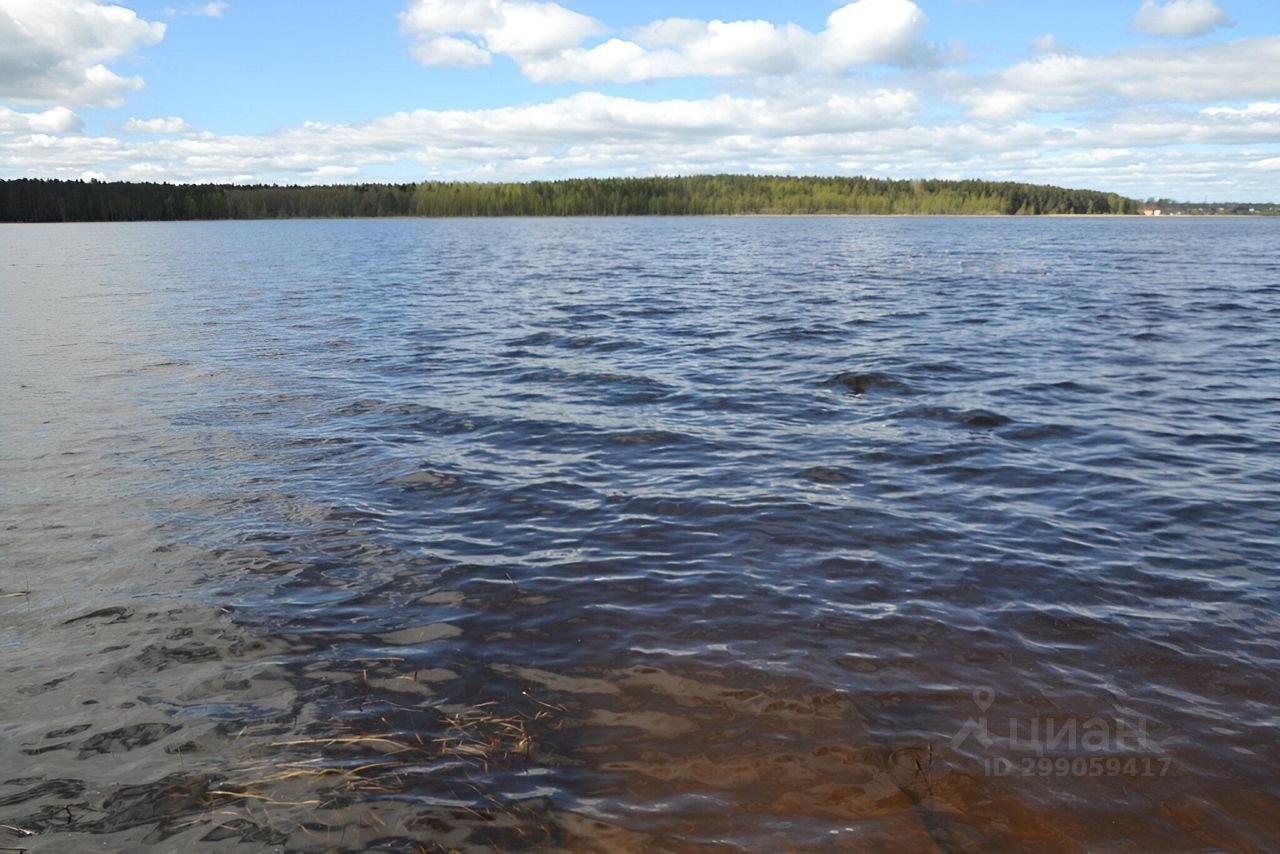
(1144, 197, 1280, 216)
(0, 175, 1141, 222)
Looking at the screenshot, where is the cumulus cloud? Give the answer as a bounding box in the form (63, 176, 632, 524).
(0, 106, 82, 133)
(0, 86, 922, 185)
(0, 0, 166, 107)
(1132, 0, 1233, 39)
(399, 0, 603, 67)
(3, 78, 1278, 199)
(963, 36, 1280, 119)
(819, 0, 930, 67)
(520, 20, 810, 83)
(401, 0, 935, 82)
(122, 116, 196, 134)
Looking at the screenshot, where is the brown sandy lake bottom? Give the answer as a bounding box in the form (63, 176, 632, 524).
(3, 217, 1279, 851)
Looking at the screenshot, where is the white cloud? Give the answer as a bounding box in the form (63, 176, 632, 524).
(521, 20, 811, 83)
(402, 0, 935, 83)
(819, 0, 930, 67)
(966, 90, 1037, 122)
(122, 116, 196, 134)
(192, 2, 228, 17)
(1132, 0, 1233, 39)
(0, 106, 82, 133)
(410, 35, 493, 66)
(307, 165, 361, 179)
(0, 0, 166, 107)
(166, 2, 229, 17)
(4, 79, 1278, 199)
(1202, 102, 1280, 118)
(400, 0, 602, 69)
(1070, 106, 1280, 146)
(0, 86, 922, 185)
(399, 0, 505, 35)
(963, 37, 1280, 119)
(482, 1, 601, 55)
(1031, 34, 1077, 56)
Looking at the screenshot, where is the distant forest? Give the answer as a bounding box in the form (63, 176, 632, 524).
(0, 175, 1141, 221)
(1144, 198, 1280, 216)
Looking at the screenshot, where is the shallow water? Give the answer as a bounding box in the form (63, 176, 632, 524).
(2, 216, 1279, 851)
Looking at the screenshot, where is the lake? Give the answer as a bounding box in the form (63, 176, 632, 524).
(2, 216, 1278, 850)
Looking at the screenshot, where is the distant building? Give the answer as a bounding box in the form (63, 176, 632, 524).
(1143, 206, 1162, 216)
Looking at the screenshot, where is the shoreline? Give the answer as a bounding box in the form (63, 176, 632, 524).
(4, 212, 1277, 224)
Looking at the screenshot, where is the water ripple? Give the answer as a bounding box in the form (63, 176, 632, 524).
(3, 216, 1279, 849)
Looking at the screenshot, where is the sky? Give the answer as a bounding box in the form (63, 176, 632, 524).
(1, 0, 1278, 200)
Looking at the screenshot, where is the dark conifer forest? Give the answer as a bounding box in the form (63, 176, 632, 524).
(0, 174, 1141, 221)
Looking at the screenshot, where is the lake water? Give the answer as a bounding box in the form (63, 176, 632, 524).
(2, 217, 1279, 851)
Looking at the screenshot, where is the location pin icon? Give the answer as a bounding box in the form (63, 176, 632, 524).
(974, 687, 995, 712)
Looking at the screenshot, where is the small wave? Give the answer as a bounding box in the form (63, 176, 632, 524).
(892, 405, 1012, 428)
(824, 371, 912, 396)
(509, 331, 557, 346)
(909, 361, 969, 376)
(1023, 380, 1097, 394)
(1000, 423, 1085, 442)
(609, 430, 687, 446)
(1174, 431, 1254, 448)
(796, 466, 857, 484)
(512, 368, 674, 404)
(381, 470, 463, 490)
(750, 324, 847, 341)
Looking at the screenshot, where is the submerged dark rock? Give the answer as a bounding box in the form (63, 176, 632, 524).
(797, 466, 857, 484)
(825, 371, 910, 395)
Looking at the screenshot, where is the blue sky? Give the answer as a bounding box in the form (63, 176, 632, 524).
(2, 0, 1278, 199)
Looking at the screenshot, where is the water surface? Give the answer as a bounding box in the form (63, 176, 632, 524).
(3, 217, 1279, 850)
